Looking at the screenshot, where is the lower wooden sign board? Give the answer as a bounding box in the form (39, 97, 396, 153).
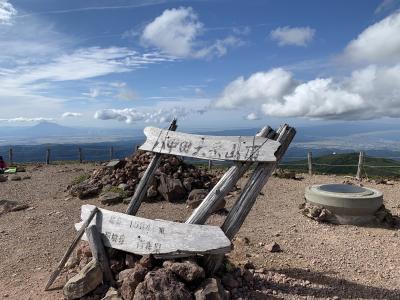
(75, 205, 231, 258)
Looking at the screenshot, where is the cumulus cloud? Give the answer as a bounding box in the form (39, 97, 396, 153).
(94, 105, 207, 124)
(343, 11, 400, 64)
(141, 7, 242, 58)
(214, 69, 296, 109)
(270, 26, 315, 47)
(0, 0, 16, 25)
(62, 112, 83, 118)
(142, 7, 202, 57)
(215, 63, 400, 120)
(245, 112, 261, 121)
(0, 117, 54, 123)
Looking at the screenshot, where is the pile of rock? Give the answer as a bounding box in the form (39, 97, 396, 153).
(69, 151, 218, 205)
(62, 242, 283, 300)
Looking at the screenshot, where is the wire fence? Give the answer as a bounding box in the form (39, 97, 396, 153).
(0, 144, 140, 164)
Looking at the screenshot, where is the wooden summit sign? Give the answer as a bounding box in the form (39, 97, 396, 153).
(140, 127, 281, 162)
(75, 205, 231, 258)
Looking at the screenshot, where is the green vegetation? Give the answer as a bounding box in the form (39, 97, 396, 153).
(102, 186, 130, 199)
(282, 152, 400, 178)
(71, 174, 90, 185)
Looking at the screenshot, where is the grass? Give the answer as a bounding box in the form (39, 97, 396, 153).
(102, 186, 130, 199)
(71, 174, 90, 185)
(281, 152, 400, 178)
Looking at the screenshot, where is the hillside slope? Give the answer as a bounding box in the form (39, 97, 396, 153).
(282, 152, 400, 178)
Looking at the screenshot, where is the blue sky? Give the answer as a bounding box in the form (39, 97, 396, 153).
(0, 0, 400, 130)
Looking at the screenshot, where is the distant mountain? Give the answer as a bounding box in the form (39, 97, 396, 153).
(19, 121, 82, 137)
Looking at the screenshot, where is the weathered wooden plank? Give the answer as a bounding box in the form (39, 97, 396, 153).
(185, 126, 275, 225)
(45, 207, 99, 291)
(126, 119, 177, 215)
(140, 127, 281, 162)
(76, 205, 231, 258)
(205, 125, 296, 274)
(85, 225, 115, 286)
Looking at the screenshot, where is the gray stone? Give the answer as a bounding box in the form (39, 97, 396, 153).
(146, 185, 158, 198)
(63, 259, 103, 300)
(118, 183, 128, 190)
(265, 242, 281, 253)
(195, 278, 229, 300)
(133, 268, 192, 300)
(101, 287, 122, 300)
(70, 181, 102, 199)
(100, 192, 122, 205)
(168, 260, 205, 282)
(157, 174, 186, 202)
(187, 189, 208, 208)
(0, 175, 7, 182)
(0, 200, 29, 215)
(9, 175, 21, 181)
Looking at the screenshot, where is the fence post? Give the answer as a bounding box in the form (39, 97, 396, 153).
(109, 146, 114, 161)
(46, 148, 51, 165)
(78, 147, 83, 163)
(307, 151, 313, 175)
(208, 160, 213, 170)
(8, 147, 13, 165)
(356, 151, 364, 180)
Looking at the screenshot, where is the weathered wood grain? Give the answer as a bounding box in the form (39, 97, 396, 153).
(126, 120, 177, 215)
(140, 127, 280, 162)
(205, 125, 296, 274)
(185, 126, 275, 225)
(85, 225, 114, 285)
(76, 205, 231, 258)
(45, 207, 99, 291)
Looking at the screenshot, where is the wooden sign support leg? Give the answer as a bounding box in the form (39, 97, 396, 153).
(45, 207, 99, 291)
(85, 225, 115, 286)
(205, 125, 296, 274)
(185, 126, 274, 225)
(126, 119, 177, 215)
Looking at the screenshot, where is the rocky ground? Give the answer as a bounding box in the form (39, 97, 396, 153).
(1, 163, 400, 299)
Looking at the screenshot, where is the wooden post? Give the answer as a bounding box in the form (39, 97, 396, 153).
(85, 225, 115, 286)
(186, 126, 274, 225)
(45, 207, 99, 291)
(356, 151, 364, 180)
(109, 146, 114, 161)
(126, 119, 177, 215)
(205, 125, 296, 274)
(8, 147, 13, 165)
(78, 147, 83, 163)
(46, 148, 51, 165)
(308, 151, 313, 175)
(208, 160, 213, 170)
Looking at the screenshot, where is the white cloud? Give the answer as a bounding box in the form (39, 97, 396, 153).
(343, 11, 400, 64)
(115, 88, 137, 101)
(194, 35, 244, 59)
(142, 7, 202, 57)
(215, 63, 400, 120)
(270, 26, 315, 47)
(214, 69, 296, 109)
(0, 117, 54, 123)
(375, 0, 399, 14)
(62, 112, 83, 118)
(0, 0, 16, 25)
(94, 101, 209, 124)
(141, 7, 242, 58)
(245, 113, 260, 121)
